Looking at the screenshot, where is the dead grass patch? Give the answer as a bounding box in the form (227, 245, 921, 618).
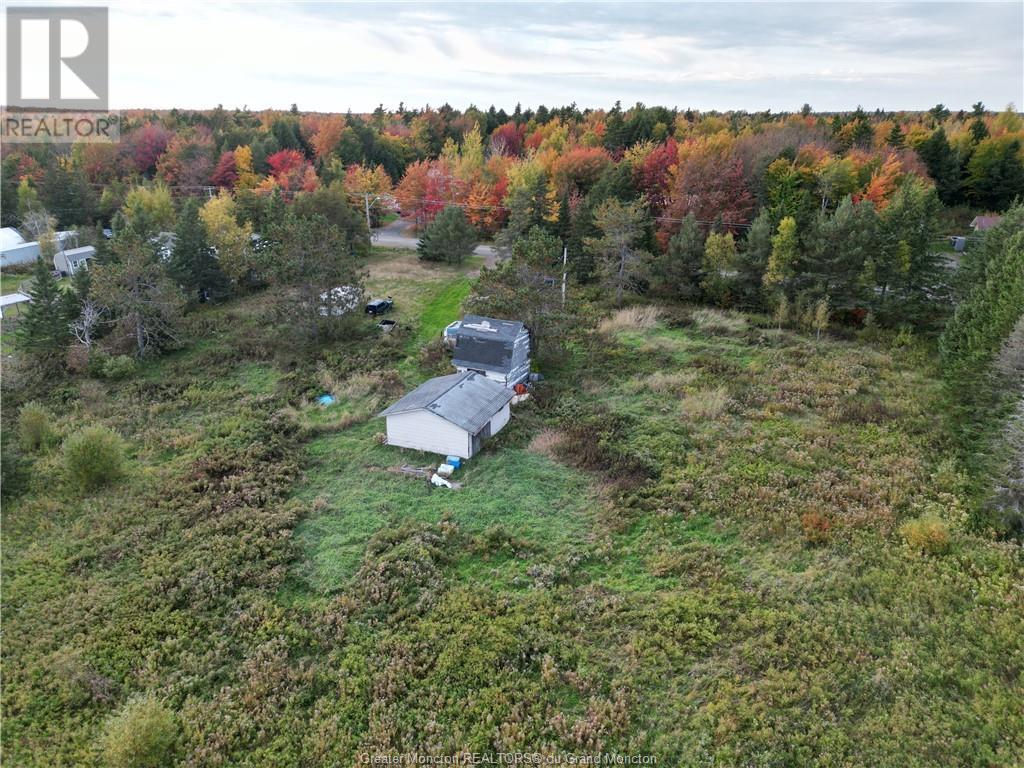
(527, 428, 565, 458)
(598, 306, 661, 333)
(680, 386, 731, 419)
(691, 308, 748, 335)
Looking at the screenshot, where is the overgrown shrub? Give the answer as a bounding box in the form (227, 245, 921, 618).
(18, 401, 54, 451)
(899, 516, 951, 555)
(63, 425, 125, 490)
(101, 354, 138, 380)
(800, 511, 832, 545)
(100, 694, 178, 768)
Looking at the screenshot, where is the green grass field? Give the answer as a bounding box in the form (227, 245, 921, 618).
(2, 251, 1021, 766)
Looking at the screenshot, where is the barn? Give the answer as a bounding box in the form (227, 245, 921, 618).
(452, 314, 531, 387)
(378, 371, 514, 459)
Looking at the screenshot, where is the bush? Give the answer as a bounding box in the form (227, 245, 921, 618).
(63, 425, 125, 490)
(101, 354, 138, 380)
(100, 694, 178, 768)
(800, 511, 832, 545)
(18, 401, 54, 451)
(899, 516, 952, 555)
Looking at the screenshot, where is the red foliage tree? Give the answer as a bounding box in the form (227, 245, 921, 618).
(661, 154, 755, 245)
(551, 146, 612, 195)
(634, 138, 677, 214)
(210, 150, 238, 188)
(156, 130, 215, 188)
(266, 149, 315, 192)
(125, 123, 173, 175)
(489, 122, 525, 157)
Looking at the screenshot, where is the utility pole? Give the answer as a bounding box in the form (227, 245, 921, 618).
(364, 193, 372, 232)
(561, 245, 568, 308)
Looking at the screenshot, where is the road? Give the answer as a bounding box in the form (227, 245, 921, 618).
(373, 218, 501, 269)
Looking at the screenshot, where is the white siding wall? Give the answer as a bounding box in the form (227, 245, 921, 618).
(489, 403, 510, 435)
(386, 409, 471, 458)
(1, 241, 41, 267)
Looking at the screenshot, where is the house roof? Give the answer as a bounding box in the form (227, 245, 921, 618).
(457, 314, 525, 343)
(0, 227, 26, 249)
(60, 245, 96, 258)
(970, 215, 1002, 231)
(379, 370, 514, 433)
(452, 315, 528, 373)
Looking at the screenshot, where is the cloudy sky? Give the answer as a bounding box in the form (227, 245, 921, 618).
(10, 1, 1024, 112)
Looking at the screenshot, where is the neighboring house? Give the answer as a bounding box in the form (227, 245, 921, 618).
(54, 245, 96, 277)
(451, 314, 531, 387)
(378, 370, 514, 458)
(0, 227, 41, 267)
(0, 291, 31, 318)
(970, 215, 1003, 232)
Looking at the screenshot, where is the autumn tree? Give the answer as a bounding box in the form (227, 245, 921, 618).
(764, 216, 799, 290)
(701, 231, 737, 305)
(117, 184, 175, 238)
(200, 192, 256, 286)
(585, 198, 652, 305)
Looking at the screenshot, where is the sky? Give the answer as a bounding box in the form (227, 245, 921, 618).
(5, 1, 1024, 113)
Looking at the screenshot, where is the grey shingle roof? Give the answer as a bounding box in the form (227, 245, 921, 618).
(378, 371, 513, 433)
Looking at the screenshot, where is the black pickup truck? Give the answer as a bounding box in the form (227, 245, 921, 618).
(364, 297, 394, 315)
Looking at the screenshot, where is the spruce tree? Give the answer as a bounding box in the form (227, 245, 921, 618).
(417, 206, 478, 264)
(169, 197, 227, 302)
(16, 257, 73, 364)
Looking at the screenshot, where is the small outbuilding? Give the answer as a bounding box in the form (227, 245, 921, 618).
(378, 370, 514, 458)
(970, 215, 1003, 232)
(452, 314, 531, 387)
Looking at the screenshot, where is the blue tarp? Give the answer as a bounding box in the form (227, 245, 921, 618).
(317, 394, 336, 406)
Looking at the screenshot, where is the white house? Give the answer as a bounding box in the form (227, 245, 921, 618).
(54, 245, 96, 276)
(0, 227, 41, 267)
(451, 314, 531, 387)
(378, 370, 514, 458)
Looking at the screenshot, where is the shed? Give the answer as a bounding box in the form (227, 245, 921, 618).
(970, 215, 1002, 232)
(0, 292, 31, 318)
(54, 245, 96, 276)
(378, 371, 514, 458)
(0, 227, 41, 267)
(451, 314, 531, 387)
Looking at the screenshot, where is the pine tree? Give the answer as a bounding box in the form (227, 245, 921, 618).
(16, 257, 74, 365)
(417, 206, 479, 264)
(652, 213, 704, 301)
(169, 198, 227, 303)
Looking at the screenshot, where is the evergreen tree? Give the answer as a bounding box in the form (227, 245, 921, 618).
(584, 198, 651, 305)
(169, 198, 227, 302)
(733, 210, 772, 309)
(417, 205, 478, 264)
(964, 137, 1024, 212)
(16, 257, 74, 365)
(651, 213, 704, 301)
(886, 123, 905, 149)
(916, 128, 962, 205)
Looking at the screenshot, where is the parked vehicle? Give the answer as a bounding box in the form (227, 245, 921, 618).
(365, 297, 393, 315)
(378, 319, 397, 333)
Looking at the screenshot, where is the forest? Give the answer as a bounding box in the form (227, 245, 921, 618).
(1, 99, 1023, 766)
